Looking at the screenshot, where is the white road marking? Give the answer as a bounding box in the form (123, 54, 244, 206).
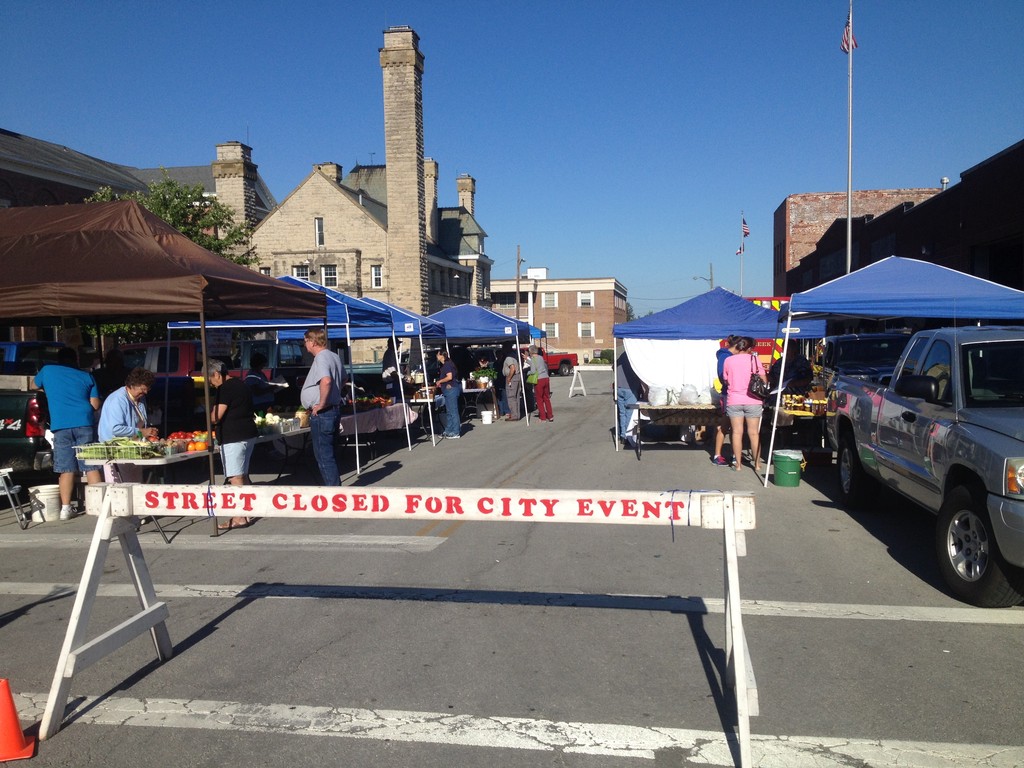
(13, 691, 1023, 767)
(2, 580, 1022, 625)
(0, 533, 443, 553)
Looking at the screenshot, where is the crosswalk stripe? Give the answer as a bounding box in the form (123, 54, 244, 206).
(1, 580, 1022, 625)
(13, 691, 1022, 766)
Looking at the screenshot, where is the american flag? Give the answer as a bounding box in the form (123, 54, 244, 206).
(841, 12, 858, 54)
(741, 218, 750, 237)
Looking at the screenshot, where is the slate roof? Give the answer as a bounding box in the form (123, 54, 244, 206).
(438, 207, 487, 256)
(0, 128, 147, 193)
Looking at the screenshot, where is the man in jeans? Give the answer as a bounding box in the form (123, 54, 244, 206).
(300, 328, 346, 486)
(34, 348, 102, 519)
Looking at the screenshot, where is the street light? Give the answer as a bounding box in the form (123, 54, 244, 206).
(692, 262, 714, 289)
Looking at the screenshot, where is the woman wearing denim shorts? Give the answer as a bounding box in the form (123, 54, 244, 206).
(721, 337, 767, 473)
(206, 360, 257, 529)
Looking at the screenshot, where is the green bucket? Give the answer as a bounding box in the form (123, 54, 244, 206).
(772, 450, 805, 487)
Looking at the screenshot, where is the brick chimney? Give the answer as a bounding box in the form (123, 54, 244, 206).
(424, 158, 438, 244)
(314, 163, 343, 184)
(212, 141, 258, 226)
(380, 26, 427, 313)
(457, 174, 476, 215)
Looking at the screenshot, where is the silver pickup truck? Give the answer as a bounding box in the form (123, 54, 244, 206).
(828, 326, 1024, 607)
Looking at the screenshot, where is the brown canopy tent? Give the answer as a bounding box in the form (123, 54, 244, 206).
(0, 200, 325, 323)
(0, 200, 327, 533)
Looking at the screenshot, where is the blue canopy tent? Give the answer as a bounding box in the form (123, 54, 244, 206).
(429, 304, 538, 424)
(429, 304, 534, 343)
(614, 287, 825, 340)
(765, 256, 1024, 485)
(170, 278, 424, 469)
(611, 288, 826, 450)
(781, 256, 1024, 321)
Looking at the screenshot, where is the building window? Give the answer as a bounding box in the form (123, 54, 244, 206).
(292, 264, 310, 280)
(541, 292, 558, 309)
(371, 265, 383, 289)
(314, 217, 325, 247)
(322, 265, 337, 287)
(578, 321, 594, 338)
(578, 291, 594, 308)
(543, 322, 559, 338)
(259, 267, 271, 276)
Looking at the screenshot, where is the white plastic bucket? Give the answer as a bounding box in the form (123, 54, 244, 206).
(480, 410, 494, 425)
(29, 484, 61, 522)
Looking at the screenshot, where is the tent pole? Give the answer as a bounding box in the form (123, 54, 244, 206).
(395, 330, 412, 451)
(198, 310, 219, 535)
(421, 338, 437, 445)
(613, 338, 619, 451)
(345, 325, 360, 477)
(763, 316, 793, 488)
(520, 334, 530, 425)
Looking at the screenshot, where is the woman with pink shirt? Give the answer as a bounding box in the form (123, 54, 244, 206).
(721, 336, 768, 472)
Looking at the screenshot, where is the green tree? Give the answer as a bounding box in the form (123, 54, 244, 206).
(88, 170, 256, 266)
(625, 301, 636, 321)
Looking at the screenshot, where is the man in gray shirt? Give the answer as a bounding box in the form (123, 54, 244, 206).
(301, 328, 346, 485)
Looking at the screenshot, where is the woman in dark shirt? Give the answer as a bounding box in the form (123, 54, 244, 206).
(206, 360, 258, 529)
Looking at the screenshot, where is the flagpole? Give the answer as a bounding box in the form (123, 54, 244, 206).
(739, 210, 744, 296)
(845, 0, 854, 274)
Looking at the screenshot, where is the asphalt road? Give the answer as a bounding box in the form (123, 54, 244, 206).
(2, 369, 1023, 768)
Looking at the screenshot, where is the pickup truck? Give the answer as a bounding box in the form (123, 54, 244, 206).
(119, 337, 317, 431)
(0, 342, 64, 488)
(542, 349, 578, 376)
(819, 332, 910, 386)
(828, 326, 1024, 607)
(0, 374, 51, 484)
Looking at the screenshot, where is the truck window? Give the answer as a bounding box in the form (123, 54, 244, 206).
(278, 341, 306, 366)
(156, 347, 180, 375)
(921, 341, 953, 403)
(895, 336, 929, 378)
(121, 348, 148, 370)
(963, 342, 1024, 407)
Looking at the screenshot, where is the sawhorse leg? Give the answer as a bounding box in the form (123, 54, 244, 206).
(40, 486, 172, 739)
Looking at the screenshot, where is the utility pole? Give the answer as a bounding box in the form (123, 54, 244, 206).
(514, 245, 523, 319)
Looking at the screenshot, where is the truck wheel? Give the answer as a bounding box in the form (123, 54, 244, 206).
(558, 361, 572, 376)
(935, 486, 1024, 607)
(837, 431, 873, 507)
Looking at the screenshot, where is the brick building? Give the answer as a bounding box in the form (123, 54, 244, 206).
(781, 139, 1024, 296)
(250, 26, 492, 316)
(773, 188, 940, 294)
(491, 268, 628, 360)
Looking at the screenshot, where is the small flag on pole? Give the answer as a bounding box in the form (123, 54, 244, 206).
(841, 12, 858, 54)
(741, 218, 750, 237)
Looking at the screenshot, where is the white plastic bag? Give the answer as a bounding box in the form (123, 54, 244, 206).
(648, 386, 669, 406)
(678, 384, 699, 405)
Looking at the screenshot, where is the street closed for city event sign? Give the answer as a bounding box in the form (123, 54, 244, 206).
(102, 484, 755, 529)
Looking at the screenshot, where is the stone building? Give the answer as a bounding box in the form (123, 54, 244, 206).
(250, 26, 492, 316)
(491, 268, 628, 361)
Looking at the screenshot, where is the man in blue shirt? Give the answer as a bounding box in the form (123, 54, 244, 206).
(34, 348, 102, 519)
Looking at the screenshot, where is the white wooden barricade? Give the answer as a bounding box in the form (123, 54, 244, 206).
(567, 367, 587, 398)
(41, 484, 758, 767)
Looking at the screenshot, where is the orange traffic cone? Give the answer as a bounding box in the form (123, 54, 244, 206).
(0, 678, 35, 761)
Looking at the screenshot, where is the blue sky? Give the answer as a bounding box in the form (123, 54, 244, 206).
(4, 1, 1022, 315)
